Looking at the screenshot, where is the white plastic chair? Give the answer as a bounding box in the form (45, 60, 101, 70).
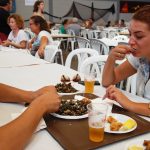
(80, 55, 137, 93)
(24, 28, 35, 39)
(66, 29, 76, 51)
(108, 30, 119, 39)
(35, 41, 64, 65)
(65, 48, 99, 71)
(80, 29, 88, 39)
(90, 39, 109, 55)
(80, 55, 108, 83)
(120, 73, 137, 95)
(112, 35, 129, 44)
(76, 37, 90, 48)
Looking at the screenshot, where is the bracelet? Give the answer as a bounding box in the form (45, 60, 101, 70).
(148, 103, 150, 109)
(148, 103, 150, 117)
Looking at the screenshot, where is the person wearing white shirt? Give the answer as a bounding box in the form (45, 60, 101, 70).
(2, 14, 28, 49)
(29, 15, 53, 58)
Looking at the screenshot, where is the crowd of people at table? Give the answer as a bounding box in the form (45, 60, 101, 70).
(0, 0, 150, 149)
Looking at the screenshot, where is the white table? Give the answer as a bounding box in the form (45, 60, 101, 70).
(0, 63, 149, 150)
(0, 48, 48, 68)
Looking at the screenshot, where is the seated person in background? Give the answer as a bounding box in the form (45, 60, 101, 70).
(32, 0, 45, 19)
(28, 16, 53, 58)
(102, 6, 150, 117)
(113, 20, 119, 27)
(66, 17, 81, 36)
(84, 18, 93, 29)
(0, 0, 11, 41)
(0, 83, 60, 149)
(2, 14, 28, 49)
(119, 19, 126, 27)
(59, 19, 68, 34)
(105, 21, 111, 27)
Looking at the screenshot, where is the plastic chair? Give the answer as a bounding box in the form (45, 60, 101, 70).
(108, 30, 119, 39)
(76, 37, 90, 48)
(120, 73, 137, 94)
(66, 29, 76, 51)
(80, 55, 137, 93)
(80, 29, 88, 39)
(35, 41, 64, 65)
(79, 55, 108, 83)
(44, 45, 64, 65)
(113, 35, 129, 43)
(90, 38, 109, 55)
(65, 48, 99, 71)
(24, 28, 35, 39)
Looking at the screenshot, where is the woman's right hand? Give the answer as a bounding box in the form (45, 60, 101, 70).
(108, 45, 132, 61)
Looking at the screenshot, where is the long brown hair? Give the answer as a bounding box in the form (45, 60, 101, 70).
(33, 0, 44, 12)
(30, 15, 50, 33)
(132, 5, 150, 29)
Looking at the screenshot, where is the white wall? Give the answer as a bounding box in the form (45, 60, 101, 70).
(15, 0, 50, 27)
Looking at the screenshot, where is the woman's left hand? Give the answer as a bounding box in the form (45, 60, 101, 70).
(38, 48, 44, 59)
(105, 85, 131, 108)
(2, 41, 11, 47)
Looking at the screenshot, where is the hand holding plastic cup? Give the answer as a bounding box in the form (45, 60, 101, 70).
(87, 103, 108, 142)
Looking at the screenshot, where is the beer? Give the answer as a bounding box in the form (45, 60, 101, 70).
(84, 80, 95, 93)
(87, 103, 108, 143)
(89, 126, 104, 142)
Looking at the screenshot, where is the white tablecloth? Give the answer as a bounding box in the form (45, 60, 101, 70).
(0, 63, 149, 150)
(0, 48, 48, 68)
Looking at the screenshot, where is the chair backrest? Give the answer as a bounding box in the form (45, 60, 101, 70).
(80, 55, 108, 83)
(51, 29, 60, 35)
(90, 38, 109, 55)
(65, 48, 99, 71)
(80, 55, 137, 93)
(100, 30, 108, 38)
(80, 29, 88, 39)
(112, 35, 129, 43)
(67, 29, 76, 41)
(76, 37, 90, 48)
(44, 41, 61, 62)
(35, 41, 61, 63)
(108, 30, 119, 39)
(24, 28, 35, 39)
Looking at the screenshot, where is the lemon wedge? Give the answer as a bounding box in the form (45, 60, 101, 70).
(128, 145, 144, 150)
(120, 119, 136, 131)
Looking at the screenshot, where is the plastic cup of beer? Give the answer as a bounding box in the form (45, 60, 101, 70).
(87, 103, 108, 142)
(84, 73, 95, 93)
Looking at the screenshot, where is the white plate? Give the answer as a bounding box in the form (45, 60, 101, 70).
(51, 113, 88, 120)
(124, 139, 147, 150)
(51, 95, 88, 119)
(105, 113, 137, 134)
(57, 82, 84, 95)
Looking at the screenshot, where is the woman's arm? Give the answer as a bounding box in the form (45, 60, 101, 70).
(102, 45, 137, 87)
(9, 40, 27, 49)
(38, 36, 48, 58)
(0, 91, 60, 150)
(105, 85, 150, 116)
(2, 40, 27, 49)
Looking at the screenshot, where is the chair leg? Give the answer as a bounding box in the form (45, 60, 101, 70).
(60, 51, 64, 65)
